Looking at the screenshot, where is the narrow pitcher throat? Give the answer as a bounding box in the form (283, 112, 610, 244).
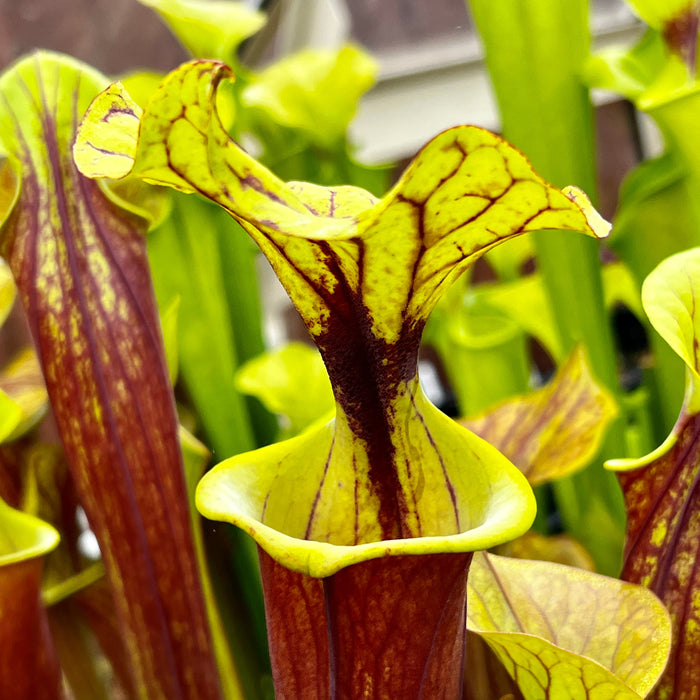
(308, 309, 435, 542)
(329, 373, 434, 542)
(316, 311, 423, 423)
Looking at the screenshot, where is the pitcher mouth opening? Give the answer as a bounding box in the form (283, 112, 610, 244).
(197, 453, 534, 578)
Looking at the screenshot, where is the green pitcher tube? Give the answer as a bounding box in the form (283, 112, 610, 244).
(642, 83, 700, 225)
(445, 307, 531, 417)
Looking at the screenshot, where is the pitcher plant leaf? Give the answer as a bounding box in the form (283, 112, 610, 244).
(241, 45, 378, 147)
(0, 349, 48, 441)
(0, 52, 223, 700)
(467, 552, 671, 700)
(462, 346, 617, 486)
(0, 499, 62, 700)
(608, 247, 700, 699)
(0, 256, 15, 326)
(139, 0, 266, 67)
(235, 341, 334, 437)
(75, 59, 612, 696)
(73, 59, 613, 570)
(496, 530, 596, 572)
(624, 0, 700, 68)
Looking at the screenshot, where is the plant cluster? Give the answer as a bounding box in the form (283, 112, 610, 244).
(0, 0, 699, 698)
